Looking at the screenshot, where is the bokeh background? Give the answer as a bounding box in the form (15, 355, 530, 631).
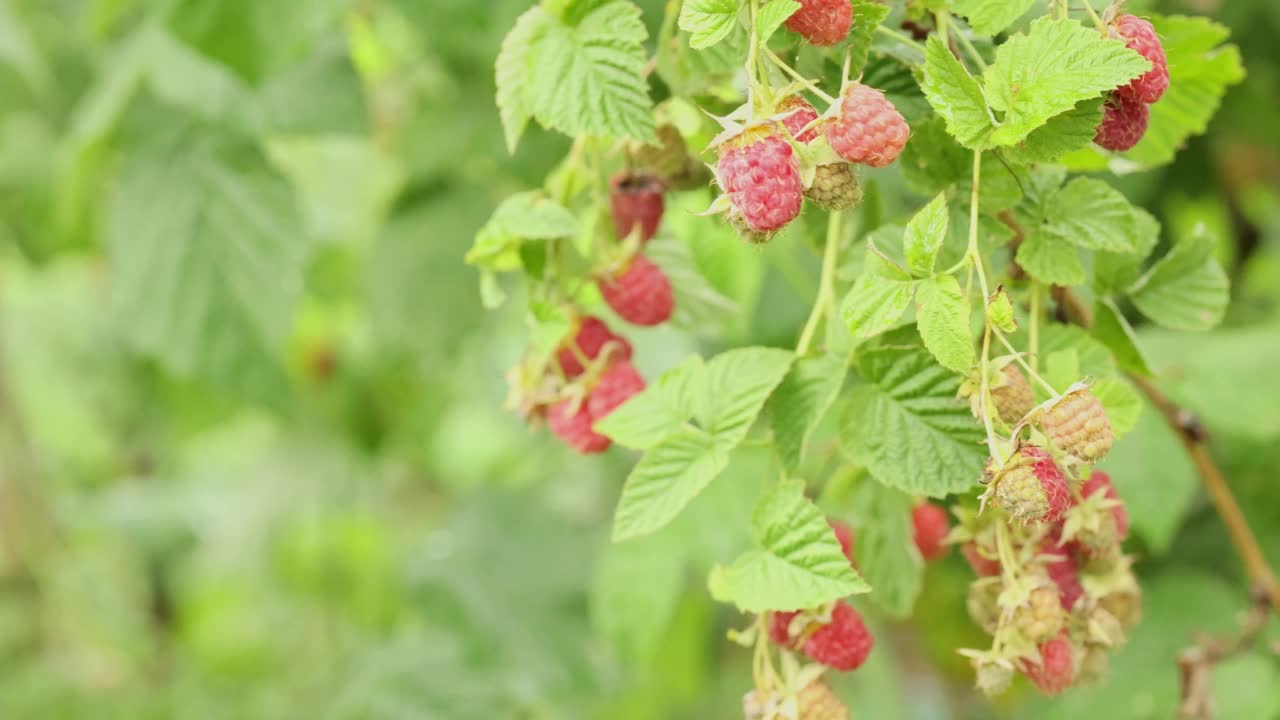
(0, 0, 1278, 718)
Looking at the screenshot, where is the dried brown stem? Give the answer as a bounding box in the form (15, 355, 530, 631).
(1176, 588, 1274, 719)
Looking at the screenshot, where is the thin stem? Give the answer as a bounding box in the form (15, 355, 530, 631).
(967, 150, 1001, 464)
(1029, 281, 1041, 375)
(875, 25, 927, 56)
(1080, 1, 1107, 33)
(796, 211, 843, 355)
(993, 328, 1058, 396)
(763, 48, 837, 104)
(951, 22, 989, 72)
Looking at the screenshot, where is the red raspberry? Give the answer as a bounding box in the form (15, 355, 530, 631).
(1042, 539, 1084, 610)
(586, 361, 646, 421)
(784, 0, 853, 46)
(912, 502, 950, 561)
(610, 172, 664, 244)
(828, 519, 856, 567)
(547, 399, 610, 454)
(805, 163, 862, 211)
(1019, 631, 1076, 696)
(778, 95, 821, 143)
(716, 130, 804, 235)
(1094, 93, 1149, 152)
(1041, 388, 1114, 462)
(988, 446, 1071, 524)
(556, 316, 632, 378)
(962, 541, 1001, 577)
(768, 610, 802, 647)
(1081, 471, 1129, 540)
(825, 84, 909, 168)
(597, 254, 674, 326)
(803, 601, 873, 671)
(1112, 14, 1169, 104)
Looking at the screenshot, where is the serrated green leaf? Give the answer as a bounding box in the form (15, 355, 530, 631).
(1092, 298, 1152, 376)
(921, 36, 996, 150)
(1043, 178, 1137, 253)
(701, 347, 794, 439)
(754, 0, 799, 43)
(845, 1, 891, 77)
(596, 355, 707, 449)
(1129, 227, 1228, 331)
(983, 18, 1149, 146)
(952, 0, 1035, 36)
(767, 354, 849, 476)
(678, 0, 739, 49)
(915, 275, 973, 372)
(840, 338, 987, 496)
(646, 234, 739, 334)
(612, 427, 729, 541)
(1043, 348, 1080, 393)
(988, 289, 1016, 333)
(1095, 208, 1160, 295)
(529, 1, 654, 143)
(709, 480, 869, 612)
(496, 7, 551, 153)
(850, 482, 922, 618)
(842, 246, 916, 338)
(1001, 97, 1105, 165)
(1092, 377, 1141, 438)
(468, 192, 579, 269)
(1033, 324, 1115, 379)
(1016, 230, 1085, 285)
(904, 193, 949, 277)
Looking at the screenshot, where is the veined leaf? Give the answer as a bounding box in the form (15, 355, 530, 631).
(1129, 226, 1229, 331)
(915, 275, 973, 372)
(952, 0, 1035, 37)
(851, 482, 922, 618)
(904, 193, 949, 277)
(921, 36, 996, 150)
(842, 246, 916, 338)
(467, 192, 578, 270)
(1016, 230, 1085, 286)
(612, 427, 729, 541)
(679, 0, 740, 49)
(754, 0, 799, 44)
(1042, 178, 1138, 253)
(1001, 97, 1105, 165)
(596, 355, 707, 450)
(768, 354, 849, 476)
(496, 7, 552, 152)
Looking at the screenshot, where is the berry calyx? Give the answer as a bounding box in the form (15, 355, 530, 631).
(912, 502, 951, 561)
(825, 84, 909, 168)
(716, 129, 804, 235)
(987, 446, 1071, 524)
(1019, 631, 1076, 696)
(586, 361, 646, 421)
(610, 172, 664, 244)
(802, 601, 874, 671)
(1094, 93, 1149, 152)
(1040, 388, 1114, 462)
(784, 0, 853, 46)
(556, 316, 632, 378)
(597, 254, 675, 326)
(1112, 14, 1169, 104)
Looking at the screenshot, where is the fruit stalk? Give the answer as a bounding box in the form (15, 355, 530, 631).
(795, 210, 843, 355)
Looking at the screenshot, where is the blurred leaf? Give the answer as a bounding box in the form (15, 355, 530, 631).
(1092, 376, 1142, 438)
(1043, 178, 1139, 253)
(678, 0, 739, 49)
(1016, 230, 1085, 285)
(1092, 299, 1152, 376)
(951, 0, 1034, 36)
(592, 532, 685, 664)
(1104, 404, 1197, 554)
(850, 482, 922, 618)
(1129, 226, 1229, 331)
(646, 233, 740, 334)
(597, 354, 708, 450)
(753, 0, 799, 44)
(768, 354, 849, 476)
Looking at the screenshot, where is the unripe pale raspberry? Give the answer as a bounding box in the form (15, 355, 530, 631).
(1042, 539, 1085, 611)
(1019, 631, 1076, 696)
(797, 681, 849, 720)
(962, 541, 1001, 577)
(975, 659, 1014, 697)
(779, 95, 821, 143)
(716, 130, 804, 234)
(825, 84, 909, 168)
(988, 446, 1071, 523)
(967, 580, 1001, 633)
(610, 172, 664, 243)
(1099, 588, 1142, 630)
(1041, 388, 1114, 462)
(993, 363, 1035, 425)
(556, 316, 632, 378)
(547, 399, 610, 454)
(1014, 585, 1066, 643)
(597, 254, 675, 326)
(1082, 471, 1129, 540)
(912, 502, 950, 561)
(1094, 93, 1149, 152)
(1112, 14, 1169, 104)
(828, 519, 856, 567)
(785, 0, 853, 46)
(806, 163, 863, 210)
(632, 124, 690, 184)
(803, 601, 874, 671)
(586, 361, 646, 421)
(1077, 644, 1110, 686)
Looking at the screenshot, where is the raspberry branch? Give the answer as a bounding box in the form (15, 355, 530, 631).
(795, 210, 843, 355)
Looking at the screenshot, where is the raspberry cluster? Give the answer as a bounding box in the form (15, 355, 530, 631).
(1095, 14, 1168, 152)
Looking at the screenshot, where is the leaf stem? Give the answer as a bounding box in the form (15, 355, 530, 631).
(1029, 280, 1041, 374)
(763, 48, 837, 104)
(875, 25, 927, 56)
(993, 328, 1058, 396)
(967, 151, 1002, 465)
(1080, 1, 1108, 33)
(796, 211, 843, 355)
(948, 17, 989, 73)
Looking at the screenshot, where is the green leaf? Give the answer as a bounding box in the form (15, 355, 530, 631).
(1015, 230, 1085, 286)
(1091, 377, 1141, 438)
(983, 17, 1149, 146)
(1043, 178, 1138, 253)
(495, 7, 551, 153)
(845, 1, 892, 78)
(921, 36, 996, 150)
(1104, 404, 1197, 553)
(108, 131, 306, 405)
(1092, 299, 1152, 376)
(850, 482, 922, 618)
(700, 347, 795, 439)
(988, 289, 1016, 333)
(1001, 97, 1105, 165)
(900, 117, 969, 197)
(612, 427, 729, 541)
(1095, 208, 1160, 295)
(591, 531, 685, 664)
(595, 355, 707, 450)
(678, 0, 739, 49)
(1129, 227, 1229, 331)
(1037, 324, 1116, 379)
(952, 0, 1035, 36)
(754, 0, 799, 44)
(904, 193, 949, 277)
(915, 275, 973, 372)
(768, 355, 849, 476)
(709, 480, 869, 612)
(646, 234, 739, 334)
(467, 192, 578, 269)
(528, 1, 655, 143)
(841, 247, 916, 338)
(840, 336, 987, 496)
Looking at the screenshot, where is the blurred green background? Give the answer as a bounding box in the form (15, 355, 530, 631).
(0, 0, 1278, 718)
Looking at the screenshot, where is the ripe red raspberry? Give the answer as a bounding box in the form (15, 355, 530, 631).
(610, 172, 664, 244)
(803, 601, 874, 671)
(586, 361, 646, 421)
(1020, 631, 1076, 696)
(556, 316, 632, 378)
(993, 363, 1035, 425)
(1041, 388, 1114, 462)
(547, 399, 610, 454)
(785, 0, 853, 46)
(768, 610, 802, 648)
(716, 130, 804, 235)
(597, 254, 674, 326)
(912, 502, 950, 561)
(1082, 471, 1128, 540)
(1094, 93, 1149, 152)
(1112, 14, 1169, 104)
(1042, 539, 1084, 610)
(825, 84, 909, 168)
(806, 163, 862, 211)
(962, 541, 1001, 577)
(988, 446, 1071, 524)
(828, 519, 856, 567)
(778, 95, 821, 143)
